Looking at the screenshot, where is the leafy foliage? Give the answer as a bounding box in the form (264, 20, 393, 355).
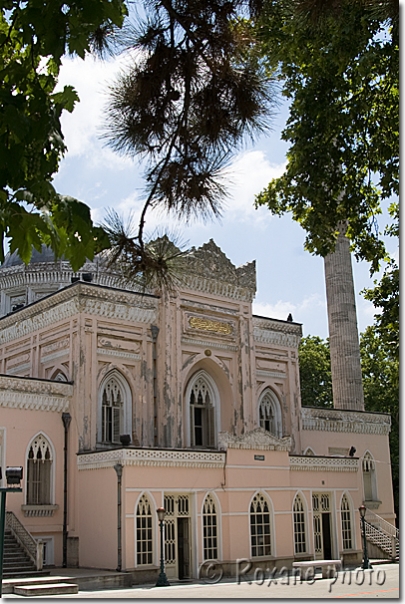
(360, 325, 399, 521)
(255, 0, 399, 271)
(298, 336, 332, 407)
(0, 0, 126, 269)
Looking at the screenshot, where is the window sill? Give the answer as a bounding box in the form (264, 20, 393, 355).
(21, 504, 59, 517)
(363, 500, 382, 510)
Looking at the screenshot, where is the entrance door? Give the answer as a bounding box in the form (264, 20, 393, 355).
(164, 495, 191, 580)
(312, 494, 333, 560)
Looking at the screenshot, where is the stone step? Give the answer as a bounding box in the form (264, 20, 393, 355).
(14, 583, 79, 597)
(2, 570, 50, 581)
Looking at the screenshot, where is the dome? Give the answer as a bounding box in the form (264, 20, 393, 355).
(1, 245, 59, 269)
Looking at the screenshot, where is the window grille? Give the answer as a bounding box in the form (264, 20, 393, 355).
(136, 495, 153, 565)
(293, 495, 306, 554)
(258, 390, 282, 437)
(250, 494, 272, 557)
(27, 434, 52, 505)
(190, 376, 215, 447)
(102, 377, 122, 444)
(341, 495, 353, 550)
(203, 495, 218, 560)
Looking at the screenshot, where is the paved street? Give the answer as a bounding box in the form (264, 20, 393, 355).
(3, 563, 399, 599)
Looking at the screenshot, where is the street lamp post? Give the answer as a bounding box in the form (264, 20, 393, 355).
(359, 505, 372, 570)
(0, 467, 23, 598)
(155, 507, 170, 587)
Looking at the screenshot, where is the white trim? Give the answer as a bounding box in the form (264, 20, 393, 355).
(184, 370, 221, 448)
(97, 369, 132, 445)
(24, 432, 56, 505)
(248, 491, 276, 559)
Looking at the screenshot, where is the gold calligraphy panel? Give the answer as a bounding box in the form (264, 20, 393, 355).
(188, 316, 233, 335)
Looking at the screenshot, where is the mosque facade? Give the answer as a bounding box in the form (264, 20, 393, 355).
(0, 241, 395, 580)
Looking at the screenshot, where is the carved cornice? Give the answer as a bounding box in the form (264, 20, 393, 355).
(77, 447, 226, 470)
(0, 375, 72, 412)
(289, 455, 359, 472)
(253, 316, 302, 336)
(253, 327, 301, 348)
(301, 407, 391, 435)
(256, 370, 286, 380)
(96, 348, 141, 361)
(218, 428, 292, 452)
(0, 283, 158, 343)
(181, 337, 238, 351)
(182, 274, 254, 302)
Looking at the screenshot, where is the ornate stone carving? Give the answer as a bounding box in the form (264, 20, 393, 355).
(181, 337, 238, 352)
(0, 375, 72, 412)
(218, 428, 292, 452)
(253, 327, 300, 348)
(96, 348, 141, 361)
(301, 407, 391, 435)
(289, 455, 359, 472)
(253, 316, 303, 336)
(77, 448, 226, 470)
(21, 504, 59, 517)
(188, 315, 234, 335)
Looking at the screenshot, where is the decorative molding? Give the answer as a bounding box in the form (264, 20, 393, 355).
(97, 348, 141, 361)
(6, 363, 31, 374)
(218, 428, 292, 452)
(289, 455, 359, 472)
(181, 337, 238, 352)
(41, 350, 68, 363)
(77, 447, 226, 470)
(182, 274, 254, 302)
(256, 370, 286, 379)
(253, 327, 300, 348)
(21, 504, 59, 517)
(301, 407, 391, 435)
(0, 283, 158, 343)
(0, 375, 71, 412)
(253, 316, 302, 336)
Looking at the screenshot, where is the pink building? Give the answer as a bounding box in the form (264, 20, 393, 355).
(0, 241, 396, 581)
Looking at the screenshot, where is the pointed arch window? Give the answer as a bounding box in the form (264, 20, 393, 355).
(341, 494, 353, 550)
(293, 495, 307, 554)
(258, 390, 282, 438)
(362, 452, 378, 502)
(27, 434, 53, 505)
(250, 493, 272, 557)
(190, 375, 215, 448)
(99, 373, 132, 446)
(203, 495, 218, 560)
(136, 495, 153, 565)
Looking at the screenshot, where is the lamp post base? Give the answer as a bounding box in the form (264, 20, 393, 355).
(155, 572, 170, 587)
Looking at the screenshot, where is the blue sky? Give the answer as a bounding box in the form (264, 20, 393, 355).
(52, 53, 398, 340)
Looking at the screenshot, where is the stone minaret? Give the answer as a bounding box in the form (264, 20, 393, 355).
(324, 224, 365, 411)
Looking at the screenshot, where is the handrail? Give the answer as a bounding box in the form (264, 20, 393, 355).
(362, 519, 399, 558)
(6, 511, 43, 571)
(365, 509, 399, 540)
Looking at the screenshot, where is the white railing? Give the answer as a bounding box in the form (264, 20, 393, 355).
(365, 509, 399, 540)
(362, 520, 399, 559)
(6, 511, 43, 571)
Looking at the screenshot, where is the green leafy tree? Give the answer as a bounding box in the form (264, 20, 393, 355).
(298, 336, 332, 408)
(0, 0, 127, 269)
(360, 325, 399, 522)
(255, 0, 399, 271)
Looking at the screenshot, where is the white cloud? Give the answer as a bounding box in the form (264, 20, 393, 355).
(57, 53, 136, 167)
(253, 294, 326, 323)
(222, 151, 286, 224)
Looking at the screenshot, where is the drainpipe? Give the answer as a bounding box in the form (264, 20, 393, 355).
(62, 412, 72, 568)
(151, 325, 159, 447)
(114, 463, 123, 571)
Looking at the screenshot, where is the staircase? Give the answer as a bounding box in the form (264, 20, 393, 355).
(3, 529, 49, 579)
(361, 510, 399, 560)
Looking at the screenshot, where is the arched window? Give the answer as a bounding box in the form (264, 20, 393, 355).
(189, 374, 216, 448)
(293, 495, 307, 554)
(136, 495, 153, 565)
(258, 389, 282, 438)
(98, 372, 132, 445)
(27, 434, 53, 505)
(362, 452, 377, 502)
(250, 493, 272, 557)
(203, 494, 218, 560)
(341, 494, 353, 550)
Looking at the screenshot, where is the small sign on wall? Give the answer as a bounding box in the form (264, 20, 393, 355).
(254, 455, 265, 461)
